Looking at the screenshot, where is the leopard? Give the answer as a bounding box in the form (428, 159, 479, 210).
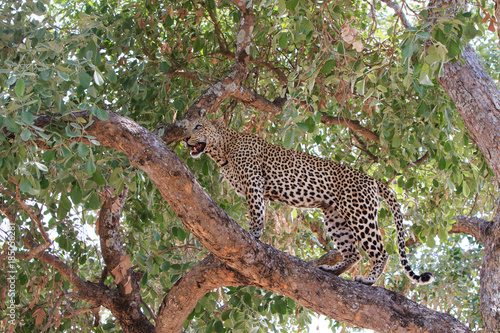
(183, 117, 434, 286)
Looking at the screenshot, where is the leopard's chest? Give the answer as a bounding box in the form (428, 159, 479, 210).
(220, 165, 245, 196)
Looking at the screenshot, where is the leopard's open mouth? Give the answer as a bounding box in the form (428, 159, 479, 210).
(185, 140, 206, 157)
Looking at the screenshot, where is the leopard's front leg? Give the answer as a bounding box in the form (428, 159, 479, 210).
(244, 173, 266, 240)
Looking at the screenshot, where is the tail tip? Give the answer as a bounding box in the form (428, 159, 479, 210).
(419, 272, 435, 285)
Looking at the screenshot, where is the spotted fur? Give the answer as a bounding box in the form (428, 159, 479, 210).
(184, 118, 434, 286)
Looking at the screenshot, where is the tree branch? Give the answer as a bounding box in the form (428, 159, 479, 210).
(320, 113, 381, 144)
(231, 86, 286, 114)
(380, 0, 412, 29)
(156, 254, 250, 332)
(41, 110, 470, 333)
(22, 233, 102, 304)
(1, 178, 51, 244)
(95, 187, 155, 332)
(452, 215, 491, 243)
(158, 0, 255, 145)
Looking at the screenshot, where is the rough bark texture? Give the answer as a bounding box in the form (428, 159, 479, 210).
(49, 111, 469, 333)
(436, 44, 500, 333)
(156, 254, 249, 332)
(13, 0, 500, 331)
(437, 45, 500, 184)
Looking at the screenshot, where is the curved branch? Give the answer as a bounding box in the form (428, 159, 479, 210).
(53, 110, 470, 333)
(22, 234, 102, 303)
(231, 86, 286, 114)
(380, 0, 412, 29)
(320, 113, 381, 144)
(159, 0, 255, 145)
(2, 178, 51, 244)
(452, 215, 491, 243)
(156, 254, 250, 332)
(96, 187, 155, 332)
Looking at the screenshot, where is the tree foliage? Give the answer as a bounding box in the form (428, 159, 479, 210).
(0, 0, 499, 332)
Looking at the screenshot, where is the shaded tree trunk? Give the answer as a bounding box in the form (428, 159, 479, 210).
(437, 44, 500, 333)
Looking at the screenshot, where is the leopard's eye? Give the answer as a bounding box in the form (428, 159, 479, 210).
(194, 124, 202, 130)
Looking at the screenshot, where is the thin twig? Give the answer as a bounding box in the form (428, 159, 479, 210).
(380, 0, 412, 28)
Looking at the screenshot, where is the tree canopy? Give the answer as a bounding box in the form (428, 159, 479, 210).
(1, 0, 499, 332)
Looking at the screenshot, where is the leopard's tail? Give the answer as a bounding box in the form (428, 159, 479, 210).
(376, 180, 434, 285)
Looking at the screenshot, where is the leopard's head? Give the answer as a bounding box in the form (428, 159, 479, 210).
(183, 118, 224, 159)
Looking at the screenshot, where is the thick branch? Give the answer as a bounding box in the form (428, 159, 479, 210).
(97, 187, 128, 275)
(451, 215, 491, 242)
(231, 86, 286, 114)
(156, 254, 250, 332)
(437, 44, 500, 184)
(51, 110, 470, 333)
(159, 1, 254, 145)
(96, 187, 155, 333)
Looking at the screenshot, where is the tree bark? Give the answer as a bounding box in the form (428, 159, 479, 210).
(156, 254, 249, 332)
(437, 44, 500, 184)
(436, 44, 500, 333)
(47, 111, 470, 333)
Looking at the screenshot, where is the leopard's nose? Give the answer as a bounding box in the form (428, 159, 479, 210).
(183, 136, 190, 142)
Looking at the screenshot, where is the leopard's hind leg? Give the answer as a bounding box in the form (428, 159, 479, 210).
(354, 201, 388, 285)
(318, 208, 361, 276)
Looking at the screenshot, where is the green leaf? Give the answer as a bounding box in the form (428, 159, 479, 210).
(107, 69, 117, 83)
(213, 320, 224, 333)
(286, 0, 299, 11)
(278, 33, 288, 49)
(21, 112, 34, 125)
(79, 72, 92, 88)
(92, 170, 106, 186)
(20, 179, 32, 193)
(463, 22, 478, 41)
(416, 31, 431, 39)
(283, 130, 294, 150)
(173, 100, 184, 111)
(463, 181, 470, 197)
(43, 150, 56, 163)
(172, 226, 187, 241)
(87, 192, 101, 210)
(438, 157, 446, 170)
(419, 72, 433, 86)
(70, 182, 83, 204)
(275, 298, 288, 315)
(36, 1, 46, 13)
(57, 69, 70, 81)
(77, 142, 90, 157)
(160, 62, 170, 73)
(320, 59, 336, 74)
(4, 117, 20, 132)
(305, 116, 315, 133)
(401, 40, 414, 57)
(447, 39, 461, 59)
(20, 128, 31, 141)
(153, 230, 161, 241)
(94, 70, 104, 86)
(85, 157, 96, 174)
(91, 105, 109, 121)
(34, 162, 48, 172)
(438, 226, 448, 242)
(391, 136, 401, 148)
(426, 235, 436, 248)
(15, 78, 25, 97)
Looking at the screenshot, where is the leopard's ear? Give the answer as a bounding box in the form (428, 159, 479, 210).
(213, 117, 225, 126)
